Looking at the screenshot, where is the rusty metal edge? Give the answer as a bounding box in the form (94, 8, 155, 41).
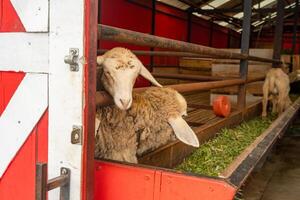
(222, 97, 300, 188)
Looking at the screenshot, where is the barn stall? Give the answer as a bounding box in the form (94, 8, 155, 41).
(0, 0, 300, 200)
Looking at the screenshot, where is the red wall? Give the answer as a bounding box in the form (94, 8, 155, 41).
(252, 33, 300, 54)
(99, 0, 240, 86)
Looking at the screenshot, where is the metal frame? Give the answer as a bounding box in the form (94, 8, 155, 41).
(237, 0, 252, 110)
(36, 163, 71, 200)
(96, 20, 277, 110)
(273, 0, 285, 65)
(98, 24, 282, 63)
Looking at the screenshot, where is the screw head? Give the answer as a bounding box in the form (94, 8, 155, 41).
(61, 168, 68, 175)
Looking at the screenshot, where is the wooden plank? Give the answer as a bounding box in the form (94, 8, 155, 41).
(179, 58, 212, 71)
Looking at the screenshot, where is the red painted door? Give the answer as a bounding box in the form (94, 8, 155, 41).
(0, 1, 49, 199)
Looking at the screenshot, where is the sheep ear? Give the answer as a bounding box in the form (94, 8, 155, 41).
(139, 64, 162, 87)
(97, 55, 105, 65)
(168, 116, 199, 147)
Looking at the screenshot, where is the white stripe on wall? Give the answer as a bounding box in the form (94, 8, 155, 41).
(0, 33, 48, 73)
(0, 73, 48, 177)
(11, 0, 48, 32)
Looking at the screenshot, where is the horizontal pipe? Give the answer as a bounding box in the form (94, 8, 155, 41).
(152, 73, 229, 81)
(97, 49, 213, 58)
(98, 49, 291, 66)
(98, 49, 279, 65)
(246, 76, 265, 83)
(98, 24, 282, 64)
(96, 79, 245, 107)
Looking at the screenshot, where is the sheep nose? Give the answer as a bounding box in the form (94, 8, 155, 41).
(120, 99, 130, 109)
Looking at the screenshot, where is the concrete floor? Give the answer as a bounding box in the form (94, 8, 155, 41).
(242, 133, 300, 200)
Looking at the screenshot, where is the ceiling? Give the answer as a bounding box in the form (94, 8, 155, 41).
(157, 0, 298, 33)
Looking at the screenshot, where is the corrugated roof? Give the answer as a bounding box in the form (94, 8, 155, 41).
(157, 0, 297, 32)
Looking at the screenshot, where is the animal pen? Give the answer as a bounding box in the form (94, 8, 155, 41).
(0, 0, 300, 200)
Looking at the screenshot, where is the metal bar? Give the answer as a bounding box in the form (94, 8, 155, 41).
(237, 0, 252, 110)
(59, 168, 71, 200)
(225, 97, 300, 188)
(47, 168, 70, 191)
(192, 7, 294, 14)
(97, 49, 288, 65)
(83, 0, 98, 199)
(98, 24, 282, 64)
(246, 76, 266, 83)
(272, 0, 285, 65)
(152, 72, 229, 81)
(36, 163, 48, 200)
(97, 49, 211, 57)
(96, 79, 245, 107)
(36, 164, 71, 200)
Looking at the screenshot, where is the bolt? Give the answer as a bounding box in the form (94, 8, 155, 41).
(61, 168, 68, 175)
(74, 133, 79, 141)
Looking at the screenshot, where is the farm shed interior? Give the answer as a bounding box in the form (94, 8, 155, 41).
(1, 0, 300, 200)
(92, 0, 300, 200)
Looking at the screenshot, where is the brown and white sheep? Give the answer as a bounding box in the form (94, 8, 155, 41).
(95, 87, 199, 163)
(262, 68, 291, 117)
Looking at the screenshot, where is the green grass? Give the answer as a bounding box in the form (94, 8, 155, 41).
(175, 115, 276, 177)
(176, 94, 300, 177)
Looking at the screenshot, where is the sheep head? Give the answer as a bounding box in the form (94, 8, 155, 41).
(97, 47, 162, 110)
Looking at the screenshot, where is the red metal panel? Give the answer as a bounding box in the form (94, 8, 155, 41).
(82, 0, 98, 199)
(37, 110, 48, 163)
(100, 0, 151, 51)
(0, 0, 25, 32)
(212, 30, 229, 48)
(0, 131, 36, 199)
(159, 172, 236, 200)
(0, 72, 46, 199)
(94, 161, 156, 200)
(191, 22, 211, 46)
(154, 12, 187, 67)
(0, 71, 25, 114)
(94, 161, 237, 200)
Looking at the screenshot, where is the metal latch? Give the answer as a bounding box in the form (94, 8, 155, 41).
(64, 48, 79, 71)
(71, 125, 82, 145)
(36, 163, 71, 200)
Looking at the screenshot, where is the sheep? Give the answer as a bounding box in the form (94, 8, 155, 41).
(262, 67, 291, 117)
(95, 87, 199, 163)
(97, 47, 162, 110)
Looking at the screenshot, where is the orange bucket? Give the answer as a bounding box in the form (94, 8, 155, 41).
(213, 96, 231, 117)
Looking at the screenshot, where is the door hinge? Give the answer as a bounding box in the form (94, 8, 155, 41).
(36, 163, 71, 200)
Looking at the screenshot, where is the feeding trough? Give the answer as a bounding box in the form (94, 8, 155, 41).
(94, 97, 300, 200)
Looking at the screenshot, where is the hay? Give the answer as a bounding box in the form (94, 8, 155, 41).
(175, 115, 276, 176)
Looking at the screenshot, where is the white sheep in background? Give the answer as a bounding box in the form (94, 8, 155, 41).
(96, 47, 162, 110)
(95, 87, 199, 163)
(95, 47, 199, 163)
(262, 68, 291, 117)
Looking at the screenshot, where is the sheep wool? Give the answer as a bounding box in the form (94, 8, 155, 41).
(95, 87, 188, 163)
